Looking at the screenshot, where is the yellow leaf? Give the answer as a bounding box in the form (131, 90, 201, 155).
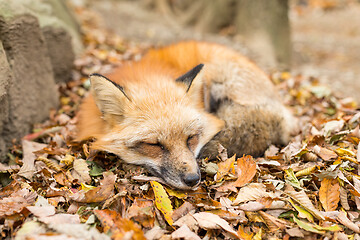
(293, 216, 325, 234)
(335, 148, 356, 157)
(319, 178, 340, 212)
(80, 183, 96, 191)
(285, 185, 325, 220)
(237, 225, 253, 240)
(295, 165, 317, 177)
(166, 187, 187, 199)
(150, 181, 173, 225)
(288, 199, 314, 223)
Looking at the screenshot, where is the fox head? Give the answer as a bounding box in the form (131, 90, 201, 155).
(88, 64, 224, 189)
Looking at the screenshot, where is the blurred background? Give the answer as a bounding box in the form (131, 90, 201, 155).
(75, 0, 360, 102)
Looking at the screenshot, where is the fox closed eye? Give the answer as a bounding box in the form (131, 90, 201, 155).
(187, 134, 199, 152)
(134, 141, 165, 158)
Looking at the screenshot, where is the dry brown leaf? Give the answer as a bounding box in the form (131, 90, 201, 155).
(144, 226, 167, 240)
(126, 199, 154, 229)
(0, 180, 22, 199)
(192, 212, 238, 238)
(48, 222, 110, 240)
(40, 213, 80, 225)
(26, 206, 55, 218)
(233, 155, 257, 187)
(258, 211, 287, 232)
(312, 145, 337, 160)
(72, 158, 91, 184)
(18, 140, 47, 180)
(238, 201, 265, 212)
(0, 162, 20, 172)
(172, 201, 195, 222)
(233, 183, 278, 205)
(336, 211, 360, 233)
(69, 172, 115, 203)
(0, 189, 37, 217)
(215, 155, 236, 181)
(171, 225, 201, 240)
(285, 185, 325, 220)
(173, 213, 199, 232)
(353, 176, 360, 210)
(285, 227, 305, 238)
(319, 178, 340, 211)
(94, 209, 146, 240)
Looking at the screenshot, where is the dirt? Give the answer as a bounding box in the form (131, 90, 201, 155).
(291, 3, 360, 102)
(87, 0, 360, 102)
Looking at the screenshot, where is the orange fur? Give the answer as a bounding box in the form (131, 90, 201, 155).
(77, 41, 296, 189)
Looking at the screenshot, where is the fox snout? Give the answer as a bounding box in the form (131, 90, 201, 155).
(157, 152, 201, 189)
(181, 173, 201, 187)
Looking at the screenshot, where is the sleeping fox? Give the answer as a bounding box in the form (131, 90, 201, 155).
(77, 41, 296, 189)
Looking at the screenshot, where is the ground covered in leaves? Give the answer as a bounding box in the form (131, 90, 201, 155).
(1, 6, 360, 240)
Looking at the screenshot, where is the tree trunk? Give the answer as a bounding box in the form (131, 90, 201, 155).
(235, 0, 291, 70)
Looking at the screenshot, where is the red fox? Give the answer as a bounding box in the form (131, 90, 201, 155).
(77, 41, 295, 189)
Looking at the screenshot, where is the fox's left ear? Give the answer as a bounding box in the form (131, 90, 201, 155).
(89, 73, 130, 123)
(176, 64, 204, 92)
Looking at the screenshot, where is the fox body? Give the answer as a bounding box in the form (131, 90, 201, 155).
(77, 41, 295, 189)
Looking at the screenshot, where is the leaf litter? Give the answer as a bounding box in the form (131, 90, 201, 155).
(1, 5, 360, 240)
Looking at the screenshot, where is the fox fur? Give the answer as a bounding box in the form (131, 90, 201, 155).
(77, 41, 296, 189)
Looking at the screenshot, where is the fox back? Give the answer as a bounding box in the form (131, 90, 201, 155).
(77, 41, 295, 189)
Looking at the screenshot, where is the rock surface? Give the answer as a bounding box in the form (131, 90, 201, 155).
(0, 0, 82, 159)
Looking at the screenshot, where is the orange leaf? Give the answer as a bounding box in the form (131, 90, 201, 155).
(234, 155, 257, 187)
(237, 225, 253, 240)
(319, 178, 340, 212)
(215, 155, 236, 181)
(94, 209, 146, 240)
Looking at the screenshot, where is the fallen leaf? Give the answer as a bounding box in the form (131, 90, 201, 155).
(48, 223, 110, 240)
(237, 225, 254, 240)
(285, 227, 304, 238)
(144, 226, 167, 240)
(172, 201, 195, 222)
(39, 213, 80, 225)
(94, 209, 146, 240)
(238, 201, 265, 212)
(173, 213, 199, 232)
(171, 225, 201, 240)
(288, 199, 314, 222)
(72, 158, 91, 184)
(150, 181, 173, 225)
(70, 172, 115, 203)
(293, 216, 325, 234)
(26, 206, 55, 218)
(0, 189, 37, 217)
(233, 183, 278, 205)
(336, 211, 360, 233)
(127, 199, 154, 228)
(192, 212, 238, 238)
(215, 155, 236, 181)
(258, 211, 287, 231)
(319, 178, 340, 211)
(233, 155, 257, 187)
(18, 140, 47, 180)
(312, 145, 337, 160)
(285, 185, 325, 220)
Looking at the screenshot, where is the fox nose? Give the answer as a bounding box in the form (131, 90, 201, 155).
(182, 173, 200, 187)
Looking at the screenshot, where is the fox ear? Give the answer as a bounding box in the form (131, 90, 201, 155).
(176, 64, 204, 92)
(89, 73, 130, 122)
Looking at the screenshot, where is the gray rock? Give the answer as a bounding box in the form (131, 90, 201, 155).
(0, 15, 59, 159)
